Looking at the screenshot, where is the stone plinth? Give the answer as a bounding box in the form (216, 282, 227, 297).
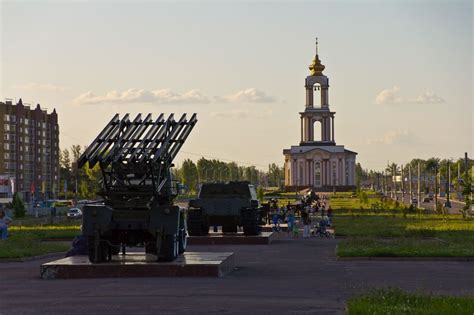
(40, 252, 234, 279)
(187, 232, 273, 245)
(261, 225, 288, 232)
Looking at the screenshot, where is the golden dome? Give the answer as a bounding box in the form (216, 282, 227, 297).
(309, 54, 325, 76)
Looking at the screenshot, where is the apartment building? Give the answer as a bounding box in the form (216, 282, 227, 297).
(0, 99, 59, 201)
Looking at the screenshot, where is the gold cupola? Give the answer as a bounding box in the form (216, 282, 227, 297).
(309, 54, 325, 76)
(309, 37, 325, 76)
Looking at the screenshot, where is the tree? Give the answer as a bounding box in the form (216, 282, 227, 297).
(12, 192, 26, 218)
(180, 159, 199, 192)
(257, 186, 264, 203)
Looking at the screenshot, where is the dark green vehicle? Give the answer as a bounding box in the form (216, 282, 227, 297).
(187, 181, 262, 236)
(78, 113, 197, 263)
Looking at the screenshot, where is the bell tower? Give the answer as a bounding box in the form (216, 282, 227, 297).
(300, 38, 336, 145)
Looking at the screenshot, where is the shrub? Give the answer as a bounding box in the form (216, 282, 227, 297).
(12, 192, 26, 218)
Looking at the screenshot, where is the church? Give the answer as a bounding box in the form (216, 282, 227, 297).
(283, 41, 357, 191)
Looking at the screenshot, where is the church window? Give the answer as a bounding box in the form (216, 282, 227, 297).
(315, 162, 321, 186)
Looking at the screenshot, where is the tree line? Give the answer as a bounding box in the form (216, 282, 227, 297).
(58, 145, 285, 198)
(175, 158, 284, 193)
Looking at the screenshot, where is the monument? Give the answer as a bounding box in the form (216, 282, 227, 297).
(283, 39, 357, 191)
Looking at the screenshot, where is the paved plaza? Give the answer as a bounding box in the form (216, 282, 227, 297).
(1, 234, 473, 314)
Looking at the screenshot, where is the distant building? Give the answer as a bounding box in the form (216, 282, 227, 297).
(0, 99, 59, 201)
(283, 42, 357, 191)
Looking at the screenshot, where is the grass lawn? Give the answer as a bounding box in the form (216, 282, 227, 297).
(0, 223, 80, 259)
(333, 207, 474, 257)
(0, 233, 70, 259)
(347, 288, 474, 315)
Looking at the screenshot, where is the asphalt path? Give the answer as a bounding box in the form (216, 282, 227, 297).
(1, 234, 473, 314)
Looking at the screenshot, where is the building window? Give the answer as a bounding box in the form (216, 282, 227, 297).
(332, 161, 337, 185)
(315, 162, 321, 187)
(4, 124, 9, 132)
(4, 114, 9, 122)
(4, 143, 9, 150)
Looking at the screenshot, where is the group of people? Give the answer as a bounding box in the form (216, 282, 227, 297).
(269, 196, 333, 239)
(0, 210, 13, 240)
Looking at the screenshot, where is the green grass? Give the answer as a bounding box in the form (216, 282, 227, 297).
(10, 225, 81, 239)
(347, 288, 474, 315)
(333, 201, 474, 257)
(0, 223, 80, 258)
(0, 233, 70, 259)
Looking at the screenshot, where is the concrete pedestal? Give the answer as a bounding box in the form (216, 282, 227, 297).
(261, 225, 288, 232)
(40, 252, 234, 279)
(188, 232, 273, 245)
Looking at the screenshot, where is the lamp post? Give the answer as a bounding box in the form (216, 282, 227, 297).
(446, 159, 452, 208)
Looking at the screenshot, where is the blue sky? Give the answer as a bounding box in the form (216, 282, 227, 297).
(1, 1, 472, 170)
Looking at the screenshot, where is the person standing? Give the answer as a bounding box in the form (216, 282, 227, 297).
(301, 210, 311, 238)
(286, 208, 295, 236)
(0, 210, 13, 240)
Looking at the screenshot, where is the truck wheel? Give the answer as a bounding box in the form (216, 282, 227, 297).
(178, 229, 187, 254)
(87, 236, 108, 263)
(158, 234, 178, 262)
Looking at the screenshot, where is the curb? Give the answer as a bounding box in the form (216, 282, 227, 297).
(336, 256, 474, 262)
(0, 252, 66, 263)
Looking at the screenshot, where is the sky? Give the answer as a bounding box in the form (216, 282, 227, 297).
(1, 1, 472, 171)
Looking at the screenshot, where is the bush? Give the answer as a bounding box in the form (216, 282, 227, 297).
(12, 192, 26, 218)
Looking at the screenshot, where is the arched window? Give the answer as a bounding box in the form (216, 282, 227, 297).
(313, 83, 322, 107)
(313, 120, 322, 142)
(315, 162, 321, 187)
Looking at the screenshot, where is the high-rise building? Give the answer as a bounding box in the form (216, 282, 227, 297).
(283, 41, 357, 191)
(0, 99, 59, 201)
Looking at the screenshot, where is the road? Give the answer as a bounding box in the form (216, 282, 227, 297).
(391, 192, 466, 214)
(1, 234, 473, 314)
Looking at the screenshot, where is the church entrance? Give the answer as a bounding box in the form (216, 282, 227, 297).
(314, 161, 322, 187)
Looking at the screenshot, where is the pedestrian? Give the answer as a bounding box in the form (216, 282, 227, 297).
(0, 210, 13, 240)
(301, 210, 311, 238)
(271, 210, 280, 232)
(286, 208, 295, 236)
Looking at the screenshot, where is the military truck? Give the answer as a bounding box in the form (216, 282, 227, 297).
(78, 113, 197, 263)
(187, 181, 262, 236)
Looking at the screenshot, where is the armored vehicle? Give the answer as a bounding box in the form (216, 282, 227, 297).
(78, 113, 197, 263)
(187, 181, 262, 236)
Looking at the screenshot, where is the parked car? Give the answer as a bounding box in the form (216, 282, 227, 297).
(67, 208, 82, 219)
(423, 197, 430, 203)
(411, 198, 418, 206)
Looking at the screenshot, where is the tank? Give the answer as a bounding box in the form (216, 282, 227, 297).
(187, 181, 262, 235)
(78, 113, 197, 263)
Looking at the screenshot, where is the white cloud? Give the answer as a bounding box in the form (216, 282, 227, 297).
(218, 88, 276, 103)
(74, 88, 210, 105)
(374, 86, 403, 105)
(375, 86, 445, 105)
(12, 82, 70, 92)
(367, 130, 418, 145)
(74, 87, 277, 105)
(409, 91, 445, 104)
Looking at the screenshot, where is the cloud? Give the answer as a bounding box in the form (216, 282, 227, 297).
(375, 86, 445, 105)
(218, 88, 276, 103)
(12, 82, 71, 92)
(210, 109, 273, 119)
(74, 88, 211, 105)
(73, 87, 277, 105)
(375, 86, 402, 105)
(367, 130, 418, 145)
(409, 91, 445, 104)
